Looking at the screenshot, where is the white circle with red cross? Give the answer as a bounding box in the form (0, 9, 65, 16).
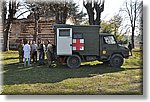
(72, 39, 84, 51)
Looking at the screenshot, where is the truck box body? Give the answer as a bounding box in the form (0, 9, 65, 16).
(53, 24, 100, 56)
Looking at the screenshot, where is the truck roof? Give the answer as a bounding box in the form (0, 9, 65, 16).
(53, 24, 101, 28)
(53, 24, 113, 36)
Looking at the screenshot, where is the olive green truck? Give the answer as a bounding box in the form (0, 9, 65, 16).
(53, 24, 129, 68)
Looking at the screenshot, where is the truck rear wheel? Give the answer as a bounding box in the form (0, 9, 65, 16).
(67, 55, 81, 68)
(110, 54, 124, 68)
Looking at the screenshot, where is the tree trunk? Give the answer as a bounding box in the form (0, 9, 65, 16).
(3, 26, 10, 51)
(88, 11, 94, 25)
(62, 8, 68, 24)
(55, 12, 60, 24)
(83, 1, 94, 25)
(34, 18, 38, 43)
(3, 31, 8, 51)
(94, 3, 100, 25)
(94, 11, 101, 25)
(131, 27, 135, 48)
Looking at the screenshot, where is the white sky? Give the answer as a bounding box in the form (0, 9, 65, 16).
(75, 0, 126, 21)
(101, 0, 125, 21)
(19, 0, 125, 21)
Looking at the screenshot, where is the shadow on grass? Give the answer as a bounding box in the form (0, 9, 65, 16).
(2, 57, 19, 60)
(3, 62, 127, 85)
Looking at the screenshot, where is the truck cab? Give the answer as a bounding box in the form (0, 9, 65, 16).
(99, 33, 129, 67)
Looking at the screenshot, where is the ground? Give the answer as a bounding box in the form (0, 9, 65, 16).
(0, 49, 143, 95)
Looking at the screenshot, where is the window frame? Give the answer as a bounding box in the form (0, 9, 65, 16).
(58, 28, 71, 37)
(103, 35, 117, 44)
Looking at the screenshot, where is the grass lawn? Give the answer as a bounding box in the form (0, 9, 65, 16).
(0, 50, 143, 95)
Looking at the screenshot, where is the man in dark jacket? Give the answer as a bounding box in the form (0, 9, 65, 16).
(128, 42, 133, 56)
(38, 40, 45, 65)
(18, 40, 24, 63)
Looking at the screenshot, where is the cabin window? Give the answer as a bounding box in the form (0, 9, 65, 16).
(104, 36, 116, 44)
(73, 33, 83, 39)
(59, 29, 70, 36)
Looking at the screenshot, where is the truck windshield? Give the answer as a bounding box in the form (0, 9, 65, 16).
(104, 36, 116, 44)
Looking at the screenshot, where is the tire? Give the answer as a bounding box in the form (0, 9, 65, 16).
(67, 55, 81, 68)
(110, 54, 124, 68)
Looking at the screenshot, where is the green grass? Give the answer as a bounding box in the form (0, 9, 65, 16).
(0, 50, 143, 95)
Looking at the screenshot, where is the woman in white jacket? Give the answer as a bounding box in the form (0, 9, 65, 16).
(23, 40, 31, 66)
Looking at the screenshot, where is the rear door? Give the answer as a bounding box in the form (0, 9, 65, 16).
(57, 28, 72, 55)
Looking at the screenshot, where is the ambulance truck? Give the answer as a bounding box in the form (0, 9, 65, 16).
(53, 24, 129, 68)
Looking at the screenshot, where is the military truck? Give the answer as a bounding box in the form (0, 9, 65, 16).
(53, 24, 129, 68)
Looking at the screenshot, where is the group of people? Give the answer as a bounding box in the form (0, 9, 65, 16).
(18, 39, 133, 67)
(18, 39, 55, 67)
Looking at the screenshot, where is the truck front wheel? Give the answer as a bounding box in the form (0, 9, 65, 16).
(110, 54, 124, 68)
(67, 55, 81, 68)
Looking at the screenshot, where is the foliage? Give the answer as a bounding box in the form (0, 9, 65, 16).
(109, 14, 122, 36)
(100, 21, 113, 33)
(115, 34, 128, 44)
(68, 3, 87, 24)
(26, 0, 86, 24)
(1, 50, 143, 95)
(100, 20, 128, 44)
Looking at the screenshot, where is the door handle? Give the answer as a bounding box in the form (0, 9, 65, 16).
(70, 44, 72, 46)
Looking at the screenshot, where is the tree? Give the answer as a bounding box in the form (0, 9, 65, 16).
(2, 0, 17, 51)
(100, 21, 113, 33)
(100, 15, 128, 44)
(83, 0, 104, 25)
(122, 0, 143, 48)
(109, 14, 122, 37)
(2, 0, 27, 51)
(67, 2, 86, 24)
(26, 0, 86, 24)
(25, 0, 86, 42)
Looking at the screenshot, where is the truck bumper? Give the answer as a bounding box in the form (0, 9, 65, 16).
(124, 54, 130, 59)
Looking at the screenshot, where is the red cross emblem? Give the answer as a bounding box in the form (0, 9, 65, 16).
(72, 39, 84, 50)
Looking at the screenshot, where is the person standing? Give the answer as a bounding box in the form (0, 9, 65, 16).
(46, 40, 53, 67)
(31, 41, 38, 63)
(23, 40, 31, 66)
(38, 40, 45, 65)
(18, 40, 24, 63)
(29, 41, 32, 63)
(128, 42, 133, 56)
(43, 41, 46, 61)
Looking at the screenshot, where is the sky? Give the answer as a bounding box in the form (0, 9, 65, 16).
(18, 0, 126, 21)
(75, 0, 126, 21)
(101, 0, 125, 21)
